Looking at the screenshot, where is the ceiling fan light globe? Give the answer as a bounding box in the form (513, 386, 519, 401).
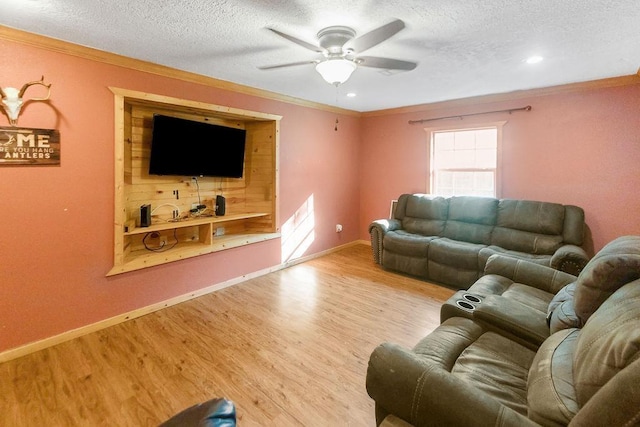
(315, 59, 357, 85)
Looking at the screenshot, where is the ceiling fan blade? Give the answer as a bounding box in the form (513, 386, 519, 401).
(258, 60, 319, 70)
(348, 19, 405, 53)
(267, 28, 324, 53)
(357, 56, 417, 71)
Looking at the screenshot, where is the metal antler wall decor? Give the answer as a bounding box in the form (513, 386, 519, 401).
(0, 76, 52, 126)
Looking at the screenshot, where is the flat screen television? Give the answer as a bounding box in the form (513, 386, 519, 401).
(148, 114, 246, 178)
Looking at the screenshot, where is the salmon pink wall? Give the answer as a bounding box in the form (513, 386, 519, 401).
(0, 38, 361, 353)
(360, 83, 640, 254)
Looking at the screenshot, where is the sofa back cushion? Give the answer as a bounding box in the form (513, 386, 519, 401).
(497, 199, 565, 235)
(393, 193, 411, 220)
(394, 194, 586, 251)
(442, 196, 497, 244)
(403, 217, 447, 236)
(399, 194, 449, 236)
(447, 196, 498, 225)
(572, 235, 640, 322)
(490, 200, 568, 254)
(573, 279, 640, 409)
(562, 205, 585, 245)
(405, 194, 449, 219)
(546, 236, 640, 334)
(530, 279, 640, 426)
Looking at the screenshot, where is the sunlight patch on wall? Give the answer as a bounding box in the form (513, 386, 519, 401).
(281, 194, 315, 263)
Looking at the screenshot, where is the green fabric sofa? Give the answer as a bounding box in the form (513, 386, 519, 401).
(369, 194, 588, 288)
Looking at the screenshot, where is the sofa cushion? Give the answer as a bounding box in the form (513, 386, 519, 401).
(467, 273, 555, 314)
(573, 235, 640, 322)
(402, 217, 446, 237)
(383, 230, 435, 257)
(490, 227, 563, 255)
(479, 245, 552, 267)
(562, 205, 585, 245)
(448, 196, 498, 225)
(573, 278, 640, 406)
(452, 331, 534, 415)
(527, 328, 579, 426)
(497, 199, 565, 235)
(443, 221, 493, 245)
(442, 197, 497, 244)
(412, 317, 535, 416)
(399, 195, 448, 236)
(405, 194, 449, 220)
(393, 194, 408, 220)
(547, 282, 581, 334)
(501, 284, 553, 313)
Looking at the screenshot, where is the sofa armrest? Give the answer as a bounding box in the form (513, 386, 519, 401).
(484, 254, 577, 294)
(369, 219, 402, 265)
(369, 218, 402, 234)
(474, 295, 550, 347)
(366, 342, 538, 427)
(550, 244, 590, 275)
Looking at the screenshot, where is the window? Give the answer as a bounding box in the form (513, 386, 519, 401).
(429, 123, 504, 197)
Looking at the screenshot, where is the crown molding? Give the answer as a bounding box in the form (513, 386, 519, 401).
(363, 74, 640, 117)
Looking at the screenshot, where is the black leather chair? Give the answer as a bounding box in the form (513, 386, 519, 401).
(159, 398, 236, 427)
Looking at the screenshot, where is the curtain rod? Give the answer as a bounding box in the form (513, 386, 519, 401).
(408, 105, 532, 125)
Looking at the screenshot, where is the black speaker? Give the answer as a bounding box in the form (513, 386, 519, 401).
(215, 195, 226, 216)
(140, 204, 151, 227)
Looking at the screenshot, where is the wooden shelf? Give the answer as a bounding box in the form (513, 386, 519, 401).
(107, 232, 280, 276)
(124, 213, 269, 235)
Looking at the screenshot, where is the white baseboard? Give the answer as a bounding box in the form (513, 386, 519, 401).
(0, 241, 366, 363)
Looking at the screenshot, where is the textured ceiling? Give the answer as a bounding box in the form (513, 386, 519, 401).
(1, 0, 638, 112)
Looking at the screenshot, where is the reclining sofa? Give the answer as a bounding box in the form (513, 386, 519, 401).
(366, 235, 640, 426)
(370, 194, 588, 288)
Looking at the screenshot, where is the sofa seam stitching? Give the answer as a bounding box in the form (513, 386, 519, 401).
(411, 369, 428, 421)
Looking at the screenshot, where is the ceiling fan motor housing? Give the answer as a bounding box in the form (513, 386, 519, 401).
(317, 26, 356, 54)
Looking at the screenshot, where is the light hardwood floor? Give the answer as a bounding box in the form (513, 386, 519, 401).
(0, 244, 455, 426)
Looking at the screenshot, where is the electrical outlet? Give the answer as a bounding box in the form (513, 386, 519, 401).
(336, 224, 343, 233)
(215, 227, 225, 236)
(159, 235, 168, 246)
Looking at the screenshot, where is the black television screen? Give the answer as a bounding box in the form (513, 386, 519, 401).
(148, 114, 246, 178)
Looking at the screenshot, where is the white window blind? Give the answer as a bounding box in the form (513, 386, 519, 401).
(430, 127, 498, 197)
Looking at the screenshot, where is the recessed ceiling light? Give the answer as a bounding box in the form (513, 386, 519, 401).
(346, 92, 357, 98)
(525, 55, 544, 64)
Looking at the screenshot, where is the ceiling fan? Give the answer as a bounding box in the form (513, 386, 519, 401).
(259, 19, 417, 86)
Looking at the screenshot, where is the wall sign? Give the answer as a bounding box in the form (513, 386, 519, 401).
(0, 126, 60, 166)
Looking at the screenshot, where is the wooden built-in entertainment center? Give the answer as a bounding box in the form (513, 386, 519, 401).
(108, 88, 280, 275)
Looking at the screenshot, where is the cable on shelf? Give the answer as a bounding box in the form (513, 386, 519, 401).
(142, 229, 179, 252)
